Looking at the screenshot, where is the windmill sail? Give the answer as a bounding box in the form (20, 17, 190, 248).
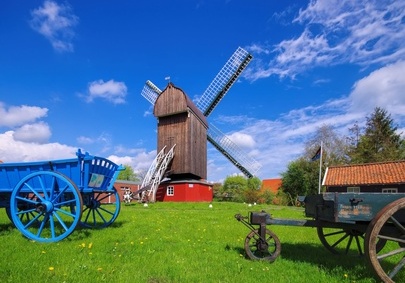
(196, 47, 252, 116)
(207, 124, 261, 178)
(141, 80, 161, 104)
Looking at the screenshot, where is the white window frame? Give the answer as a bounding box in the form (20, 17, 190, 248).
(347, 187, 360, 193)
(167, 186, 174, 196)
(382, 188, 398, 193)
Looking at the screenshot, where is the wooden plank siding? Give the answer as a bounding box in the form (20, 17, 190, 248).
(154, 83, 208, 180)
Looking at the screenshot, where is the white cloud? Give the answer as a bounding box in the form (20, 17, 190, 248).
(245, 0, 405, 80)
(86, 79, 128, 104)
(227, 132, 256, 148)
(13, 122, 51, 143)
(0, 103, 48, 127)
(76, 136, 94, 145)
(349, 60, 405, 116)
(108, 150, 156, 174)
(0, 131, 76, 162)
(30, 0, 78, 52)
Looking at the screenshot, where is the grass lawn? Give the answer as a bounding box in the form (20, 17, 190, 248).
(0, 202, 379, 283)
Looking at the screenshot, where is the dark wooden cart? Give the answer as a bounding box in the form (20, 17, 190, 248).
(235, 192, 405, 283)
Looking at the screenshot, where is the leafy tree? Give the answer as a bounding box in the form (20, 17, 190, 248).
(221, 175, 247, 202)
(244, 176, 262, 203)
(212, 182, 222, 199)
(117, 165, 139, 181)
(247, 176, 262, 190)
(349, 107, 404, 163)
(280, 157, 318, 204)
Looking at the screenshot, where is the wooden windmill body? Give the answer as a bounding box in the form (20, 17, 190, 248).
(154, 83, 208, 180)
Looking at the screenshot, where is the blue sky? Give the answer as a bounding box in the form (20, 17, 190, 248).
(1, 0, 405, 182)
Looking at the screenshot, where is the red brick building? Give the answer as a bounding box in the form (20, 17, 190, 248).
(114, 180, 141, 202)
(261, 178, 282, 193)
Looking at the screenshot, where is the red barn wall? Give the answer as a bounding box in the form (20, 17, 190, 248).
(156, 181, 213, 202)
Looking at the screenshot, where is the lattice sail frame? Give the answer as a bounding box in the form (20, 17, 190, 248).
(207, 124, 261, 178)
(196, 47, 253, 116)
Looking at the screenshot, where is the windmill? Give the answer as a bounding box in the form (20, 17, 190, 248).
(139, 47, 261, 202)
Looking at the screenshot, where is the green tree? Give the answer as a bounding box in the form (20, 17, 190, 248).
(349, 107, 404, 163)
(280, 157, 318, 204)
(117, 165, 139, 181)
(244, 176, 262, 203)
(247, 176, 261, 190)
(221, 175, 247, 202)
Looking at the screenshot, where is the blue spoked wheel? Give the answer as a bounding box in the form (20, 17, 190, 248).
(79, 187, 121, 229)
(10, 171, 83, 243)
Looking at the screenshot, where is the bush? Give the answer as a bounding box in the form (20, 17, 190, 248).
(258, 190, 274, 204)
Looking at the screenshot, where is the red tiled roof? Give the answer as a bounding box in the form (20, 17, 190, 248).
(261, 178, 282, 193)
(323, 160, 405, 186)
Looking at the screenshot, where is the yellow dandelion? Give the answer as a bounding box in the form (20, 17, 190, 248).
(48, 267, 54, 271)
(130, 241, 134, 245)
(97, 267, 102, 271)
(80, 243, 85, 248)
(88, 242, 93, 249)
(344, 274, 348, 279)
(140, 241, 144, 244)
(41, 251, 46, 254)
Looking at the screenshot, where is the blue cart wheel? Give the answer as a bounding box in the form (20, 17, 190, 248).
(79, 187, 121, 229)
(10, 171, 83, 243)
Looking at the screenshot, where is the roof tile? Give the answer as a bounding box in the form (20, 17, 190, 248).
(323, 160, 405, 186)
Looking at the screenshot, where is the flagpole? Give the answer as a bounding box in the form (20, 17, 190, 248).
(318, 141, 323, 194)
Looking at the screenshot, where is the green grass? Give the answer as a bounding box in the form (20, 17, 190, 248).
(0, 202, 378, 283)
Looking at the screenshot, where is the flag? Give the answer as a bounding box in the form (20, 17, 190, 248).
(311, 146, 321, 161)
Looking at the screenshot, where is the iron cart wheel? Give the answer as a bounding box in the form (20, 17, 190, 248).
(10, 171, 83, 243)
(79, 187, 121, 229)
(317, 227, 366, 255)
(365, 197, 405, 283)
(244, 229, 281, 262)
(317, 226, 387, 256)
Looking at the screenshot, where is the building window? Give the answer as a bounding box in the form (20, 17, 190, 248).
(167, 186, 174, 196)
(347, 187, 360, 193)
(382, 188, 398, 193)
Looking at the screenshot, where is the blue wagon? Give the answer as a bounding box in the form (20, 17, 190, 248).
(0, 149, 123, 243)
